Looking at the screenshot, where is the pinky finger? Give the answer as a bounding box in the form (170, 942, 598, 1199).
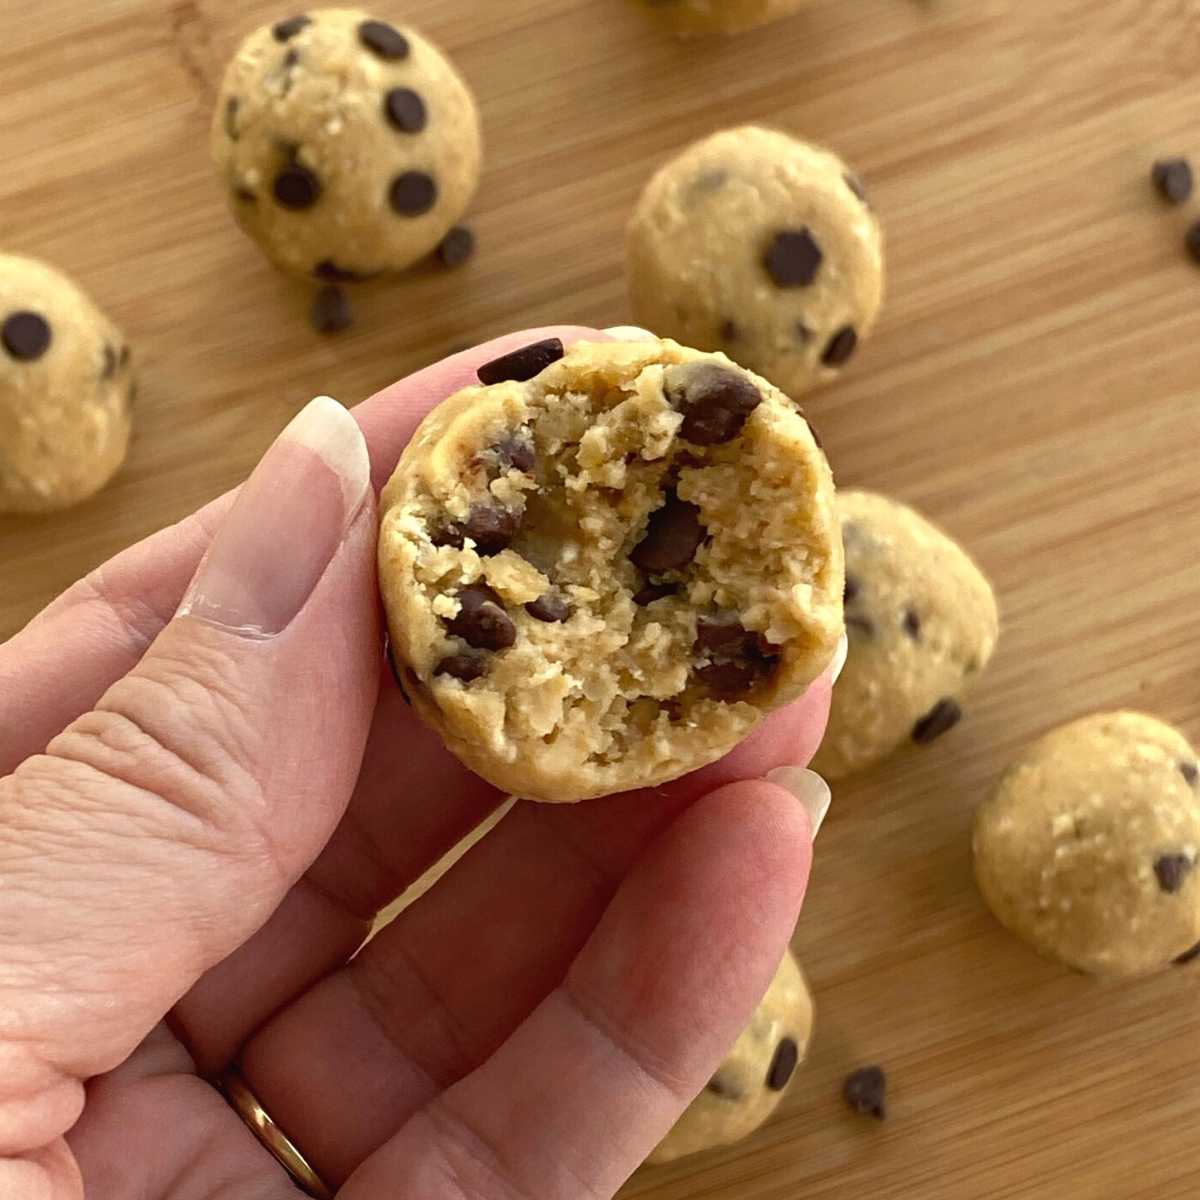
(1, 1140, 82, 1200)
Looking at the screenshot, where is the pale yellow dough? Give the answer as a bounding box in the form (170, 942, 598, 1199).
(636, 0, 814, 35)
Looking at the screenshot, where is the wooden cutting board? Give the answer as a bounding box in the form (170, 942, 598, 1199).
(3, 1, 1199, 1196)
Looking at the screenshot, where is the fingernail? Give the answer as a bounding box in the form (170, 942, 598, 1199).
(830, 632, 849, 684)
(180, 396, 370, 637)
(765, 766, 832, 840)
(602, 325, 658, 342)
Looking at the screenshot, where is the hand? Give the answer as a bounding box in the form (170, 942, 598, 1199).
(0, 328, 834, 1200)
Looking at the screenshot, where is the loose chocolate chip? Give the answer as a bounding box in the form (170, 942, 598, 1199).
(633, 580, 679, 606)
(822, 326, 858, 367)
(273, 163, 321, 210)
(389, 171, 437, 216)
(224, 96, 240, 140)
(1153, 157, 1193, 205)
(669, 364, 762, 446)
(844, 1065, 887, 1119)
(846, 614, 874, 637)
(491, 431, 535, 472)
(2, 312, 51, 361)
(437, 226, 475, 269)
(631, 492, 706, 573)
(234, 185, 257, 204)
(763, 228, 823, 288)
(313, 260, 370, 282)
(101, 343, 118, 380)
(1181, 761, 1199, 786)
(720, 318, 740, 343)
(705, 1074, 742, 1101)
(464, 504, 520, 555)
(844, 575, 860, 603)
(273, 14, 312, 41)
(526, 590, 573, 623)
(311, 285, 353, 335)
(1174, 941, 1200, 966)
(384, 637, 411, 705)
(435, 653, 487, 682)
(695, 614, 757, 658)
(695, 660, 761, 695)
(384, 87, 428, 134)
(767, 1037, 799, 1091)
(447, 584, 516, 651)
(477, 337, 565, 385)
(844, 171, 871, 205)
(1154, 854, 1194, 895)
(795, 320, 813, 345)
(359, 18, 410, 59)
(912, 697, 962, 744)
(903, 608, 921, 639)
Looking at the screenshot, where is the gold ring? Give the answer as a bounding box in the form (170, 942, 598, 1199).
(220, 1063, 333, 1199)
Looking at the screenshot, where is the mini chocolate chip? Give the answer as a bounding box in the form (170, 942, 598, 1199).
(2, 312, 51, 361)
(224, 96, 240, 140)
(359, 18, 409, 59)
(631, 492, 706, 573)
(477, 337, 565, 385)
(705, 1074, 742, 1101)
(669, 364, 762, 446)
(437, 226, 475, 269)
(633, 580, 679, 606)
(903, 608, 921, 639)
(844, 171, 870, 205)
(389, 171, 437, 216)
(491, 431, 535, 472)
(846, 614, 874, 637)
(234, 185, 256, 204)
(273, 163, 321, 210)
(1174, 940, 1200, 965)
(526, 590, 573, 623)
(311, 285, 353, 335)
(695, 614, 757, 658)
(844, 1065, 887, 1119)
(435, 653, 487, 682)
(464, 504, 520, 555)
(101, 343, 118, 380)
(447, 584, 516, 651)
(313, 260, 370, 282)
(385, 87, 428, 133)
(823, 326, 858, 367)
(767, 1037, 799, 1091)
(763, 228, 823, 288)
(273, 14, 312, 41)
(1153, 157, 1193, 205)
(912, 697, 962, 744)
(1154, 854, 1193, 895)
(1181, 761, 1199, 786)
(795, 320, 813, 345)
(720, 318, 739, 343)
(844, 575, 860, 603)
(384, 637, 411, 705)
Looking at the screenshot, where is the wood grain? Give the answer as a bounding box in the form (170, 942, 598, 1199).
(3, 1, 1200, 1197)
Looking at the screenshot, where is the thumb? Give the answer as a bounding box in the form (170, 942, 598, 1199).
(0, 397, 379, 1151)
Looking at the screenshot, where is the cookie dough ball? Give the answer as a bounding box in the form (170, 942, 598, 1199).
(650, 950, 814, 1164)
(637, 0, 812, 36)
(379, 337, 842, 803)
(212, 9, 482, 280)
(812, 491, 999, 780)
(626, 126, 883, 403)
(0, 255, 133, 514)
(974, 713, 1200, 976)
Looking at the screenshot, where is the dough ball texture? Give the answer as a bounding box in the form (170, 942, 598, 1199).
(627, 126, 883, 402)
(974, 712, 1200, 977)
(212, 8, 482, 279)
(0, 254, 133, 514)
(378, 338, 842, 803)
(812, 491, 999, 780)
(636, 0, 813, 35)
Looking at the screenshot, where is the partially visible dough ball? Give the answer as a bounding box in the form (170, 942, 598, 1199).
(212, 8, 482, 280)
(812, 491, 999, 780)
(650, 950, 814, 1164)
(0, 254, 133, 514)
(636, 0, 813, 35)
(974, 713, 1200, 977)
(626, 126, 883, 402)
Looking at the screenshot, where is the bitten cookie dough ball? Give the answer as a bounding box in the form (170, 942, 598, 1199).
(812, 491, 999, 780)
(212, 9, 482, 280)
(0, 255, 133, 514)
(650, 951, 814, 1164)
(637, 0, 812, 35)
(626, 126, 883, 402)
(379, 337, 842, 804)
(974, 713, 1200, 977)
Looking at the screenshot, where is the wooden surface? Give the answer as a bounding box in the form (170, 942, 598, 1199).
(3, 0, 1200, 1196)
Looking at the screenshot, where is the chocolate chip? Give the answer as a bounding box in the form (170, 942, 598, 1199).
(384, 637, 411, 705)
(903, 608, 921, 639)
(384, 87, 428, 133)
(435, 653, 487, 682)
(844, 1065, 887, 1119)
(273, 163, 321, 210)
(431, 524, 466, 550)
(844, 575, 860, 603)
(846, 614, 874, 637)
(766, 1037, 799, 1091)
(1154, 854, 1193, 895)
(705, 1074, 742, 1101)
(389, 171, 437, 216)
(282, 47, 301, 71)
(695, 661, 761, 695)
(311, 285, 353, 335)
(720, 318, 740, 343)
(763, 228, 823, 288)
(631, 492, 706, 573)
(273, 14, 312, 41)
(1181, 761, 1199, 786)
(490, 431, 535, 473)
(669, 364, 762, 446)
(912, 697, 962, 744)
(695, 614, 758, 658)
(844, 171, 870, 205)
(1174, 941, 1200, 966)
(477, 337, 565, 385)
(234, 185, 256, 204)
(101, 343, 118, 380)
(359, 18, 409, 59)
(633, 580, 679, 606)
(224, 96, 240, 140)
(822, 326, 858, 367)
(1153, 157, 1193, 205)
(446, 584, 516, 651)
(313, 260, 371, 282)
(526, 590, 573, 623)
(2, 312, 51, 361)
(463, 504, 520, 555)
(437, 226, 475, 269)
